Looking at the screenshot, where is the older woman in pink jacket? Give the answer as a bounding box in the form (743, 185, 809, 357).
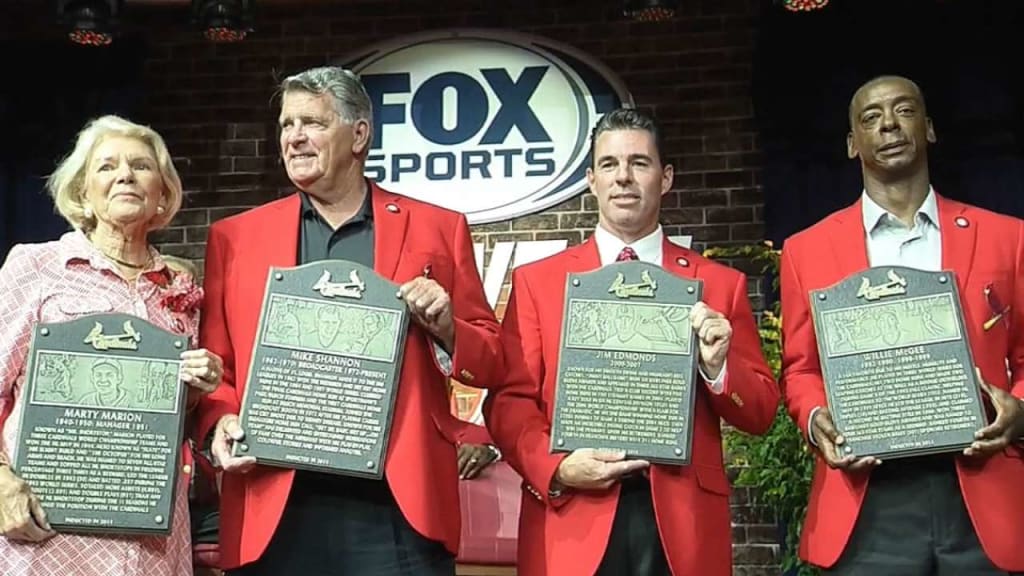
(0, 115, 222, 576)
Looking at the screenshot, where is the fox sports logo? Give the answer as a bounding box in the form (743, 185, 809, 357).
(342, 29, 633, 224)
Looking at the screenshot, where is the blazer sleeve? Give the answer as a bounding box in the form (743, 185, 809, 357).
(780, 243, 828, 440)
(1008, 219, 1024, 399)
(704, 271, 780, 435)
(483, 267, 568, 506)
(446, 213, 505, 389)
(195, 225, 242, 444)
(436, 412, 494, 445)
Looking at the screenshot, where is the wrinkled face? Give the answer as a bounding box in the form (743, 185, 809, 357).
(92, 364, 121, 395)
(84, 136, 165, 230)
(847, 78, 936, 179)
(587, 129, 673, 241)
(279, 91, 369, 197)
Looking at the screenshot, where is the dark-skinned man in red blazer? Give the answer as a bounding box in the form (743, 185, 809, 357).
(483, 107, 780, 576)
(195, 66, 504, 576)
(781, 75, 1024, 574)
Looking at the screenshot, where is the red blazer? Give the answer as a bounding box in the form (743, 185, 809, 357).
(483, 237, 779, 576)
(780, 194, 1024, 571)
(437, 412, 494, 446)
(196, 182, 504, 569)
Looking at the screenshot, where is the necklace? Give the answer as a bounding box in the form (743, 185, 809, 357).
(104, 252, 152, 269)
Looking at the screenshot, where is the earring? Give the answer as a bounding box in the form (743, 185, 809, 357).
(156, 206, 166, 215)
(83, 206, 94, 219)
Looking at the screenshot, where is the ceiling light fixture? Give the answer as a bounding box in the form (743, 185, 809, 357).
(624, 0, 678, 23)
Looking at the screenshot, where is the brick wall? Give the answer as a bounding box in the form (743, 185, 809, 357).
(9, 0, 778, 572)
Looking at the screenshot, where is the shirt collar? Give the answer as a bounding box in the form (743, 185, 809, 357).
(299, 182, 374, 224)
(58, 229, 167, 277)
(594, 224, 664, 266)
(861, 186, 939, 234)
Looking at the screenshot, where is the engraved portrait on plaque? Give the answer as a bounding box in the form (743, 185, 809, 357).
(810, 266, 988, 460)
(13, 313, 187, 535)
(550, 261, 702, 465)
(235, 261, 410, 479)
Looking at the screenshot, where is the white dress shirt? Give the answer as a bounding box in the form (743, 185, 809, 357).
(593, 223, 726, 392)
(808, 188, 941, 442)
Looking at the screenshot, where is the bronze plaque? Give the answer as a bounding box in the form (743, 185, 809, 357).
(13, 313, 187, 535)
(550, 261, 702, 465)
(236, 261, 410, 479)
(810, 266, 988, 459)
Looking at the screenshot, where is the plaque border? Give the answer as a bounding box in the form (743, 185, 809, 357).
(12, 314, 187, 536)
(809, 267, 989, 460)
(235, 261, 410, 478)
(549, 263, 702, 466)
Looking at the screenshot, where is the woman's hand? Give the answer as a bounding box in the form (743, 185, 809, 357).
(180, 349, 223, 394)
(0, 465, 54, 542)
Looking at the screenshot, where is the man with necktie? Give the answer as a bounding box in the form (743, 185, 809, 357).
(483, 107, 780, 576)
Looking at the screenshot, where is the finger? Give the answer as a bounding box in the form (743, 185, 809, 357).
(210, 439, 232, 467)
(221, 455, 257, 474)
(846, 457, 881, 472)
(424, 293, 450, 319)
(221, 417, 246, 442)
(965, 436, 1009, 457)
(28, 494, 51, 532)
(15, 511, 51, 543)
(464, 461, 484, 479)
(701, 323, 731, 345)
(400, 280, 431, 304)
(689, 302, 709, 330)
(397, 277, 427, 298)
(602, 459, 650, 480)
(457, 451, 471, 477)
(179, 348, 211, 360)
(590, 448, 627, 462)
(813, 412, 841, 443)
(975, 417, 1008, 441)
(815, 434, 846, 468)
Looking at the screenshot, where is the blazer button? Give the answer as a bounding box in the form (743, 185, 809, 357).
(386, 203, 400, 213)
(730, 392, 744, 407)
(459, 369, 474, 382)
(182, 464, 192, 475)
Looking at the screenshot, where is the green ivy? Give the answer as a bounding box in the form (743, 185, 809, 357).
(704, 243, 819, 576)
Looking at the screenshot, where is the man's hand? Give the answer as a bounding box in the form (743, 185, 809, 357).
(690, 302, 731, 380)
(0, 465, 54, 542)
(810, 408, 881, 471)
(398, 277, 454, 352)
(554, 448, 649, 491)
(965, 368, 1024, 458)
(210, 414, 257, 474)
(457, 444, 498, 480)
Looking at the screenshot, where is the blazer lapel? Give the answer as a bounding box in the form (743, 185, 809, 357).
(829, 199, 870, 278)
(371, 182, 409, 280)
(260, 194, 301, 268)
(565, 236, 602, 272)
(662, 239, 700, 280)
(938, 195, 977, 291)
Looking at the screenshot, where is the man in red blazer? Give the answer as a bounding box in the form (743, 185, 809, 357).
(196, 66, 503, 575)
(483, 107, 779, 576)
(781, 75, 1024, 574)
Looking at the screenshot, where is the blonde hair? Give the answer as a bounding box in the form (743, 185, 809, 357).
(47, 115, 183, 232)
